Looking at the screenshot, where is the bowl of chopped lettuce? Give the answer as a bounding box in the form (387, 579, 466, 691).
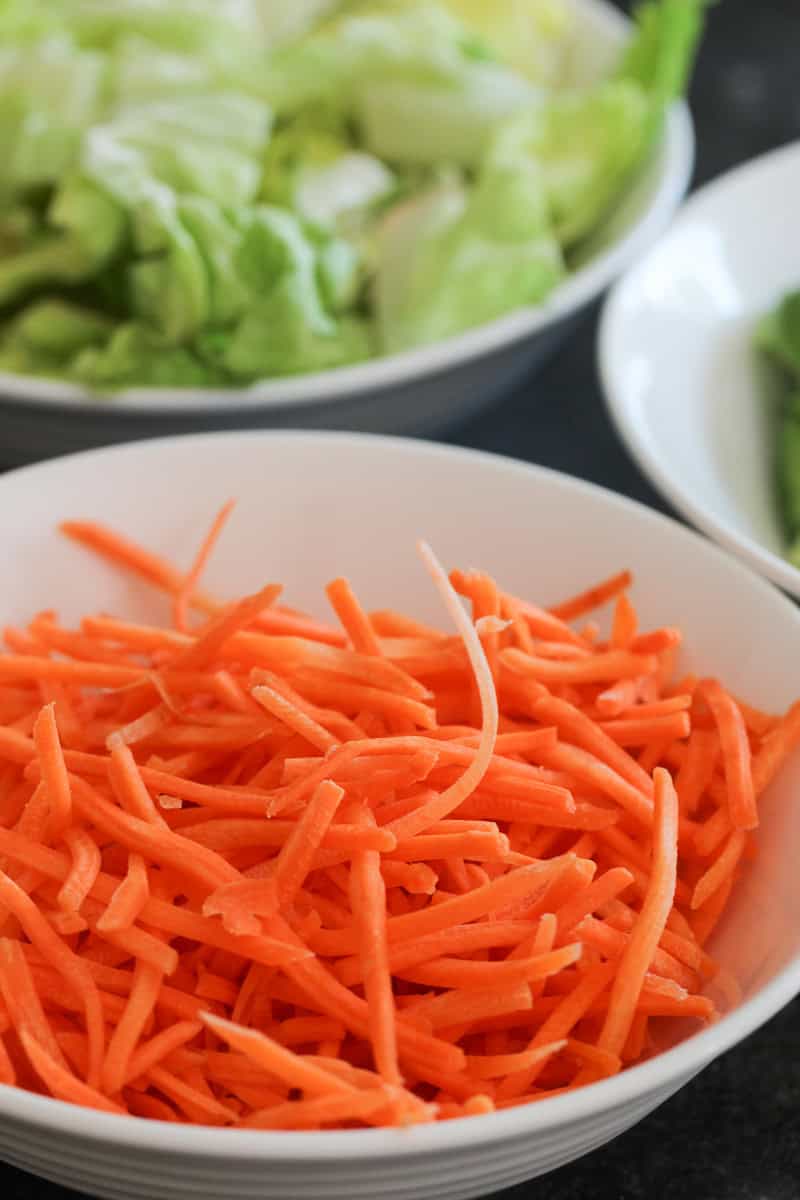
(600, 140, 800, 600)
(0, 0, 699, 461)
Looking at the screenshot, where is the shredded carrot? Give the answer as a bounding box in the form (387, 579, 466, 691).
(0, 519, 790, 1129)
(598, 769, 679, 1057)
(698, 680, 758, 831)
(173, 501, 236, 633)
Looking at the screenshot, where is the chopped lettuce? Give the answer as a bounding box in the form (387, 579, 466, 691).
(263, 119, 395, 230)
(374, 155, 564, 352)
(439, 0, 575, 84)
(355, 63, 537, 168)
(73, 322, 223, 388)
(259, 5, 487, 115)
(0, 37, 106, 194)
(0, 0, 705, 389)
(491, 81, 651, 249)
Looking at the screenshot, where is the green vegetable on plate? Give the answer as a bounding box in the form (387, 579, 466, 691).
(756, 290, 800, 567)
(0, 0, 706, 390)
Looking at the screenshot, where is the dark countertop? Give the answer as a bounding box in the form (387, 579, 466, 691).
(3, 1, 800, 1197)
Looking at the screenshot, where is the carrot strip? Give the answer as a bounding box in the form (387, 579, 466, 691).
(173, 584, 283, 672)
(102, 961, 163, 1095)
(350, 807, 400, 1086)
(675, 729, 719, 815)
(0, 868, 105, 1088)
(326, 578, 383, 657)
(466, 1040, 567, 1080)
(699, 679, 757, 831)
(108, 737, 169, 829)
(549, 571, 633, 621)
(201, 1013, 354, 1098)
(58, 827, 101, 912)
(598, 769, 679, 1057)
(0, 938, 70, 1070)
(396, 943, 581, 990)
(95, 854, 149, 934)
(251, 684, 337, 753)
(173, 501, 236, 633)
(503, 646, 658, 686)
(204, 780, 344, 934)
(33, 703, 72, 839)
(21, 1032, 127, 1115)
(691, 832, 747, 911)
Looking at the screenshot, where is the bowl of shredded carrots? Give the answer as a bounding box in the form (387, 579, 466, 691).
(0, 430, 799, 1200)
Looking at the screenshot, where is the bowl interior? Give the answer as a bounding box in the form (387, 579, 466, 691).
(0, 0, 694, 418)
(601, 141, 800, 597)
(3, 429, 800, 1024)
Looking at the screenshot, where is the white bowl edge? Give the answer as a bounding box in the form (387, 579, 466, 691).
(0, 429, 797, 1164)
(0, 0, 695, 418)
(598, 139, 800, 599)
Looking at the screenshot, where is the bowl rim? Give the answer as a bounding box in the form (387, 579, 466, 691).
(0, 0, 695, 418)
(0, 427, 799, 1159)
(598, 138, 800, 600)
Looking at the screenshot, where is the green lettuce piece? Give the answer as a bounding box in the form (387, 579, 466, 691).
(202, 289, 371, 379)
(12, 298, 113, 355)
(439, 0, 574, 84)
(0, 172, 125, 306)
(127, 188, 210, 342)
(194, 204, 371, 378)
(110, 36, 220, 104)
(374, 150, 564, 352)
(105, 94, 272, 206)
(756, 290, 800, 563)
(260, 5, 484, 115)
(491, 81, 651, 249)
(73, 322, 224, 388)
(618, 0, 708, 118)
(252, 0, 339, 47)
(315, 236, 363, 313)
(64, 0, 263, 56)
(355, 62, 537, 167)
(486, 0, 706, 248)
(0, 297, 113, 378)
(756, 291, 800, 381)
(0, 0, 66, 42)
(0, 37, 106, 195)
(177, 196, 250, 326)
(263, 118, 395, 231)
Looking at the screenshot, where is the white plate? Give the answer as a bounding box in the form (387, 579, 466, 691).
(0, 0, 694, 461)
(599, 140, 800, 598)
(1, 431, 799, 1200)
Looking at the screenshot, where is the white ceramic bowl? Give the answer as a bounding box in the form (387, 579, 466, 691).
(0, 0, 694, 465)
(1, 430, 799, 1200)
(599, 140, 800, 598)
